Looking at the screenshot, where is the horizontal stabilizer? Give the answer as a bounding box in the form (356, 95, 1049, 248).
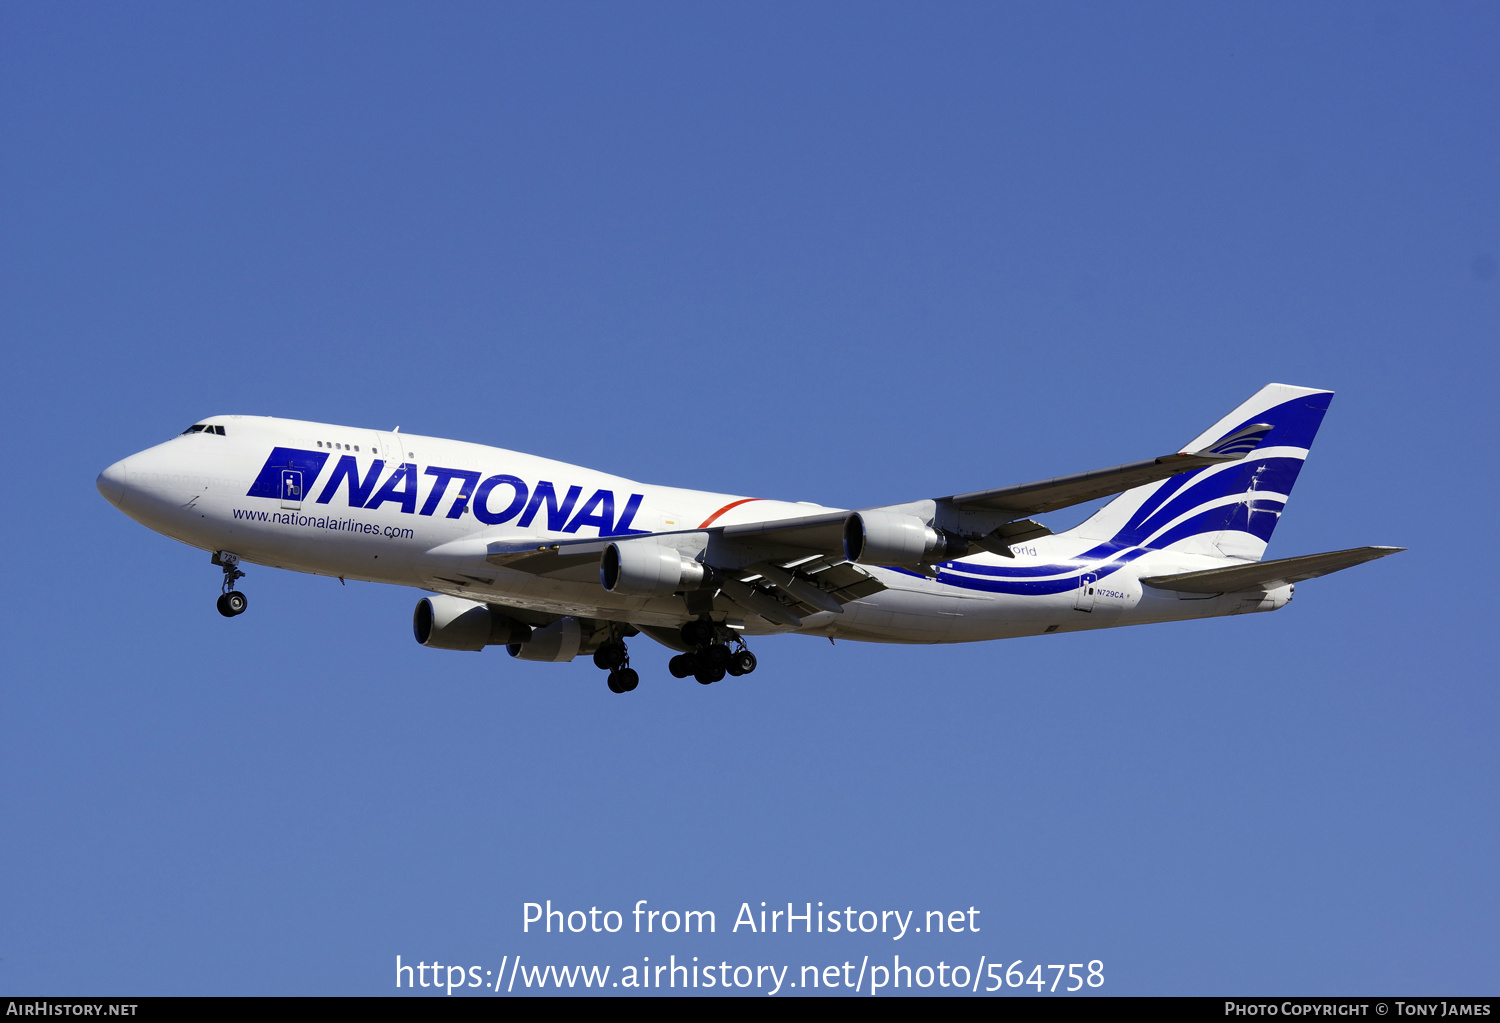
(1140, 546, 1404, 594)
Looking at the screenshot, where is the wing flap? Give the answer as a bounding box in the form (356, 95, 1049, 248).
(720, 577, 804, 627)
(743, 558, 888, 614)
(481, 535, 887, 615)
(1141, 546, 1404, 594)
(801, 560, 886, 602)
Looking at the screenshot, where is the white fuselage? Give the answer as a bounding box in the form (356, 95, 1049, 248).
(98, 415, 1289, 646)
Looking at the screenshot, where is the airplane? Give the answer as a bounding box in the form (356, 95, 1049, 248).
(96, 383, 1401, 693)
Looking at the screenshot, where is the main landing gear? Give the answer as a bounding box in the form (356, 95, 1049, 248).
(667, 620, 757, 685)
(593, 621, 756, 694)
(594, 636, 639, 694)
(213, 551, 248, 618)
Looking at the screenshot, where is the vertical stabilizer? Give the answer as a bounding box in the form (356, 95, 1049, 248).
(1065, 383, 1333, 561)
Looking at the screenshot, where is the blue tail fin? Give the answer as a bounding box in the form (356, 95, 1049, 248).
(1065, 383, 1333, 561)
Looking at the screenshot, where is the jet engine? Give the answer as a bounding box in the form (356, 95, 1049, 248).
(412, 595, 532, 651)
(600, 540, 711, 596)
(842, 511, 969, 566)
(507, 616, 586, 662)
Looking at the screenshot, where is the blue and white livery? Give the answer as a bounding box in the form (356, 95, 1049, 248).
(96, 383, 1401, 692)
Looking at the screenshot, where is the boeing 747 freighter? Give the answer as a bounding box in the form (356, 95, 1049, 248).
(97, 383, 1401, 692)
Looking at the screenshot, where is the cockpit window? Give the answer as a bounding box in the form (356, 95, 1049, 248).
(182, 424, 205, 434)
(180, 424, 227, 436)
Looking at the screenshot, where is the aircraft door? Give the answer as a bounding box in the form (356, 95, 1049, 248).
(378, 429, 408, 470)
(280, 469, 304, 510)
(1074, 573, 1097, 612)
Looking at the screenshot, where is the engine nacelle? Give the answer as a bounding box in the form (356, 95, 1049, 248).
(600, 540, 709, 596)
(508, 616, 585, 662)
(842, 511, 969, 566)
(413, 595, 532, 651)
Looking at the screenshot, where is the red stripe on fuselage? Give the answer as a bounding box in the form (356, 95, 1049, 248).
(697, 498, 765, 528)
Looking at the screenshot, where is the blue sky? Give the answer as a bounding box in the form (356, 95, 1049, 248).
(1, 2, 1495, 995)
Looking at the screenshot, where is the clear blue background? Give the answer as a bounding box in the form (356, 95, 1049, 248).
(2, 1, 1494, 996)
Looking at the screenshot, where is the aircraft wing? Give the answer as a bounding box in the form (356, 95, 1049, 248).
(486, 537, 614, 574)
(476, 426, 1268, 626)
(944, 448, 1246, 517)
(715, 509, 846, 550)
(484, 428, 1263, 572)
(479, 517, 857, 569)
(712, 428, 1263, 552)
(484, 536, 885, 627)
(1140, 546, 1405, 593)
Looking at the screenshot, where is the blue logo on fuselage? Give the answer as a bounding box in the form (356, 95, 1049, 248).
(245, 448, 648, 536)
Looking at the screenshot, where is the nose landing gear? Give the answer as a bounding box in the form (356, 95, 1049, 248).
(668, 620, 757, 685)
(212, 551, 248, 617)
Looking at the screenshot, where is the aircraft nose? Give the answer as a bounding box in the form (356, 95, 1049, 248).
(96, 458, 129, 507)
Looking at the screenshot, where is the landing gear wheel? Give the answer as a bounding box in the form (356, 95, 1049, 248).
(681, 620, 716, 648)
(729, 650, 757, 676)
(213, 551, 248, 616)
(704, 643, 731, 670)
(612, 667, 638, 692)
(668, 654, 697, 679)
(593, 641, 627, 671)
(695, 665, 725, 685)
